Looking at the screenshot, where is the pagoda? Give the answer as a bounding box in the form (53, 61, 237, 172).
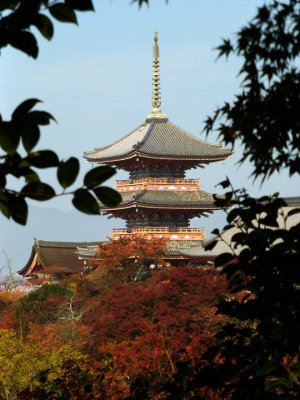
(84, 30, 233, 249)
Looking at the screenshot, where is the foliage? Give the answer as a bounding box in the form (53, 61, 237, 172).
(2, 0, 300, 398)
(0, 0, 121, 225)
(20, 283, 72, 304)
(0, 290, 23, 330)
(16, 283, 74, 327)
(125, 194, 300, 399)
(17, 360, 106, 400)
(192, 190, 300, 399)
(0, 329, 85, 399)
(82, 267, 231, 398)
(90, 235, 169, 284)
(0, 267, 232, 399)
(198, 1, 300, 396)
(124, 1, 300, 398)
(190, 1, 300, 396)
(204, 0, 300, 181)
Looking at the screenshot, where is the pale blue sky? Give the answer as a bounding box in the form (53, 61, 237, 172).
(1, 0, 299, 270)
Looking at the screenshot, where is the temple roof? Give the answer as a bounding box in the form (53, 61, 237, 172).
(18, 240, 98, 277)
(179, 197, 300, 258)
(19, 239, 212, 278)
(84, 119, 233, 163)
(75, 240, 211, 260)
(100, 189, 227, 210)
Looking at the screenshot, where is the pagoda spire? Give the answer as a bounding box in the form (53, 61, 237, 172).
(147, 29, 167, 119)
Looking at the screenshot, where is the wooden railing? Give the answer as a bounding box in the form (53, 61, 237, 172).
(116, 178, 199, 185)
(111, 226, 205, 241)
(115, 178, 200, 192)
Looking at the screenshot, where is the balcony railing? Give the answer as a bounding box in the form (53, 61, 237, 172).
(111, 226, 205, 241)
(115, 178, 200, 192)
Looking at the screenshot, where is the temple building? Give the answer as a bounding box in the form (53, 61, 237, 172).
(84, 30, 233, 257)
(19, 31, 235, 278)
(18, 240, 98, 278)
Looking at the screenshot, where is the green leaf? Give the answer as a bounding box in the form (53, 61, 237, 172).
(22, 182, 55, 201)
(215, 252, 234, 267)
(10, 195, 28, 225)
(287, 207, 300, 217)
(256, 359, 281, 377)
(93, 186, 122, 207)
(33, 14, 54, 41)
(57, 157, 80, 189)
(0, 1, 18, 12)
(216, 38, 234, 59)
(265, 377, 292, 392)
(227, 208, 241, 223)
(204, 239, 218, 251)
(65, 0, 94, 11)
(28, 111, 56, 125)
(232, 232, 247, 244)
(0, 191, 10, 218)
(49, 3, 78, 24)
(7, 29, 38, 58)
(0, 122, 20, 154)
(12, 99, 41, 120)
(27, 150, 59, 168)
(24, 169, 40, 183)
(84, 166, 116, 188)
(22, 123, 40, 153)
(217, 178, 231, 189)
(72, 189, 99, 214)
(0, 173, 6, 188)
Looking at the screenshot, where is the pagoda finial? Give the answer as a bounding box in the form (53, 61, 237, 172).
(147, 29, 167, 120)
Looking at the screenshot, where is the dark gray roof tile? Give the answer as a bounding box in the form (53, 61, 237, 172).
(101, 189, 227, 208)
(84, 119, 232, 161)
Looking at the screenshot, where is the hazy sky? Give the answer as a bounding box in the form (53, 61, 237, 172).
(1, 0, 299, 269)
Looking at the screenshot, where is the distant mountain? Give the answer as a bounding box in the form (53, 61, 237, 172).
(0, 206, 226, 272)
(1, 206, 122, 272)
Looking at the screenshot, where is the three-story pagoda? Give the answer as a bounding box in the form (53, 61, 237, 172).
(84, 30, 233, 247)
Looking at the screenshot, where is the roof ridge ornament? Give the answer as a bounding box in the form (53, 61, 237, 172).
(147, 29, 167, 120)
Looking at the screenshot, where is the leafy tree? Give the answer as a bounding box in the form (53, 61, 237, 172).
(0, 0, 121, 225)
(90, 235, 169, 284)
(204, 0, 300, 182)
(198, 191, 300, 399)
(125, 1, 300, 399)
(0, 329, 85, 399)
(11, 267, 230, 399)
(196, 1, 300, 396)
(80, 267, 231, 397)
(17, 360, 107, 400)
(0, 266, 232, 399)
(123, 1, 300, 398)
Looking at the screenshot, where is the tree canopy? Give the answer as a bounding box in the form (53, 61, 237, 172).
(204, 0, 300, 182)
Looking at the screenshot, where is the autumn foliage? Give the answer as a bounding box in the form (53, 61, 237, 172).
(0, 238, 232, 399)
(90, 234, 169, 284)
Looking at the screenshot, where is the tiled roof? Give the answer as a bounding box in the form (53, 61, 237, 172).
(101, 189, 227, 209)
(84, 119, 232, 161)
(166, 240, 204, 256)
(35, 240, 99, 248)
(179, 201, 300, 258)
(18, 240, 99, 276)
(76, 240, 207, 258)
(76, 245, 99, 258)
